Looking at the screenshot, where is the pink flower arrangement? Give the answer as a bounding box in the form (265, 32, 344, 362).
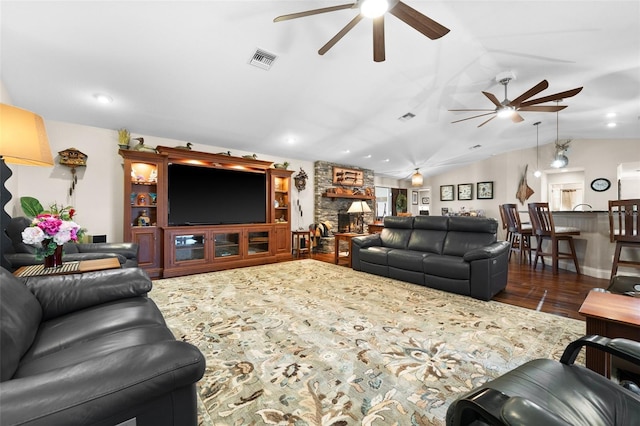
(20, 197, 83, 258)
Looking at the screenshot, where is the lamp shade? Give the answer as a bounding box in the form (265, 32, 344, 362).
(347, 200, 372, 214)
(0, 103, 53, 166)
(411, 169, 423, 187)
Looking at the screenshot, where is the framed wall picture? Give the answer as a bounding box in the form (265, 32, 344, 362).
(332, 166, 364, 186)
(412, 191, 418, 205)
(457, 183, 473, 201)
(421, 197, 430, 204)
(440, 185, 454, 201)
(477, 181, 494, 199)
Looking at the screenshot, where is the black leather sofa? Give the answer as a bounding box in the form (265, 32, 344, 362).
(446, 335, 640, 425)
(0, 266, 205, 426)
(4, 216, 139, 271)
(351, 216, 510, 301)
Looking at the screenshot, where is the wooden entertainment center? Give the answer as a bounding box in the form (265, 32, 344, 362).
(120, 146, 293, 278)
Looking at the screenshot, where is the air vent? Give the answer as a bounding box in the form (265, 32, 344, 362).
(398, 112, 416, 122)
(250, 48, 277, 70)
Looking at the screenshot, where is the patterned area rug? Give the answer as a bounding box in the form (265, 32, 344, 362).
(151, 259, 585, 426)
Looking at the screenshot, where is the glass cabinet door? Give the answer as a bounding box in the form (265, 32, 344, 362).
(173, 233, 206, 262)
(247, 230, 271, 257)
(213, 232, 241, 259)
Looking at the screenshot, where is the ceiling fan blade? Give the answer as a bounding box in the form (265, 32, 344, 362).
(518, 105, 568, 112)
(318, 14, 364, 56)
(451, 112, 496, 124)
(448, 109, 495, 112)
(482, 91, 502, 108)
(519, 87, 583, 107)
(511, 113, 525, 123)
(388, 1, 450, 39)
(478, 115, 497, 127)
(373, 15, 385, 62)
(274, 3, 356, 22)
(510, 80, 549, 106)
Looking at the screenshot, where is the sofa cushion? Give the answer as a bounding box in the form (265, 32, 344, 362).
(388, 249, 430, 272)
(20, 297, 167, 363)
(6, 216, 36, 254)
(359, 246, 394, 265)
(423, 255, 470, 280)
(379, 216, 414, 249)
(15, 323, 175, 378)
(0, 268, 42, 381)
(443, 217, 498, 257)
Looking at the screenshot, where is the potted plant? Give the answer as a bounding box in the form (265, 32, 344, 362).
(118, 128, 130, 150)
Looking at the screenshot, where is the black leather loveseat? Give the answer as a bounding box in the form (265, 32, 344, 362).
(4, 216, 139, 271)
(352, 216, 510, 300)
(0, 266, 205, 426)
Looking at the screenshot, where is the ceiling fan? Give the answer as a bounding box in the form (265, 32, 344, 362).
(274, 0, 449, 62)
(449, 77, 583, 127)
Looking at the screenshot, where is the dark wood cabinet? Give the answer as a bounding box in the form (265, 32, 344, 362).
(120, 147, 292, 277)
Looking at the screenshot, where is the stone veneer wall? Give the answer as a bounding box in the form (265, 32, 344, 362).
(313, 161, 375, 253)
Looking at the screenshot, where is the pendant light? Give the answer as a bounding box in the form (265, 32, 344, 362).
(551, 101, 569, 168)
(533, 121, 542, 178)
(411, 168, 423, 187)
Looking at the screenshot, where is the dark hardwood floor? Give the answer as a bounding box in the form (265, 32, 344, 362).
(292, 252, 609, 321)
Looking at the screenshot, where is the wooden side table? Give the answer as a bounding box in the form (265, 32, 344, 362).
(579, 290, 640, 377)
(291, 230, 311, 258)
(334, 232, 364, 267)
(13, 257, 122, 278)
(367, 223, 384, 234)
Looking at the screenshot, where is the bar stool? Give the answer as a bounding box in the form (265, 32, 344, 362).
(528, 202, 581, 274)
(608, 199, 640, 278)
(498, 204, 512, 243)
(502, 204, 533, 264)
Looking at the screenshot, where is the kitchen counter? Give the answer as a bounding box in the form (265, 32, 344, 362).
(518, 210, 638, 279)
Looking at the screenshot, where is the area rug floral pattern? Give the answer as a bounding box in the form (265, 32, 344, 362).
(151, 260, 585, 426)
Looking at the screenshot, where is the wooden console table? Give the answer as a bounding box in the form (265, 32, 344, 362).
(578, 290, 640, 377)
(334, 232, 365, 267)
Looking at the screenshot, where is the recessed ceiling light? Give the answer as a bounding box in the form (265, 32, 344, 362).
(344, 149, 351, 154)
(606, 112, 617, 118)
(607, 122, 617, 128)
(286, 137, 296, 144)
(364, 154, 372, 159)
(383, 158, 390, 162)
(93, 93, 113, 104)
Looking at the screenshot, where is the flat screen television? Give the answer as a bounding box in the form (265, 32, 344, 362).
(168, 163, 267, 226)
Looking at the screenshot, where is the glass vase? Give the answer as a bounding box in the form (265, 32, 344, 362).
(44, 244, 63, 269)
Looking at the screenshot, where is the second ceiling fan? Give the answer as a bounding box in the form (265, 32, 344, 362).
(449, 77, 583, 127)
(274, 0, 449, 62)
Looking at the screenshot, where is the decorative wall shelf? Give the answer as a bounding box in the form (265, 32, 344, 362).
(322, 192, 375, 201)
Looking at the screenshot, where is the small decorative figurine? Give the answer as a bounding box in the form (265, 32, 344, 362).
(136, 210, 150, 226)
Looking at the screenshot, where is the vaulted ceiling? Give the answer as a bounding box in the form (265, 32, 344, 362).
(2, 1, 639, 181)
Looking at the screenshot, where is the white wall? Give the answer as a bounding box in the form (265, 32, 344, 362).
(423, 138, 640, 238)
(5, 119, 315, 241)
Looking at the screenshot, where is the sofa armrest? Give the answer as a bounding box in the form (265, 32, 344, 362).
(76, 242, 139, 259)
(351, 234, 382, 249)
(0, 340, 205, 426)
(463, 241, 510, 262)
(22, 268, 152, 320)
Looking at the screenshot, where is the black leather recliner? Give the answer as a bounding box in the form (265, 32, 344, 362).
(0, 266, 205, 425)
(446, 335, 640, 425)
(4, 216, 139, 271)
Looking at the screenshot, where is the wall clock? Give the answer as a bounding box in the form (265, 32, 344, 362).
(590, 178, 611, 192)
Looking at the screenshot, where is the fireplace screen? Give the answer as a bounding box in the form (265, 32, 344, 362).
(337, 213, 357, 233)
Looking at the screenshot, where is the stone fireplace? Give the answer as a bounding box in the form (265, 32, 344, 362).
(313, 161, 375, 253)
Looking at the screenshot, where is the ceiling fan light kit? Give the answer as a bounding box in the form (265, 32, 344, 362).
(360, 0, 389, 18)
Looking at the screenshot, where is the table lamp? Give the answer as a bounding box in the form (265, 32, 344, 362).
(347, 200, 371, 233)
(0, 103, 53, 269)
